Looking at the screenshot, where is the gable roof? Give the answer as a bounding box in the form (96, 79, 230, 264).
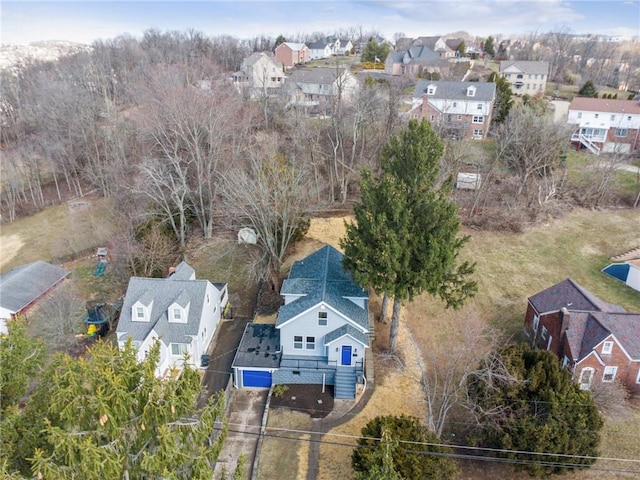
(277, 245, 368, 329)
(414, 80, 496, 102)
(528, 278, 626, 314)
(565, 311, 640, 361)
(286, 67, 350, 86)
(324, 324, 370, 347)
(117, 268, 224, 345)
(278, 42, 306, 52)
(307, 40, 332, 49)
(243, 51, 283, 68)
(568, 97, 640, 115)
(0, 261, 70, 314)
(500, 60, 549, 75)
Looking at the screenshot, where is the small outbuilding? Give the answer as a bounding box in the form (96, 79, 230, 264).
(0, 261, 70, 334)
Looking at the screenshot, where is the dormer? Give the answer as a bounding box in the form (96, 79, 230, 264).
(466, 85, 476, 97)
(132, 299, 153, 322)
(426, 84, 437, 95)
(168, 290, 190, 324)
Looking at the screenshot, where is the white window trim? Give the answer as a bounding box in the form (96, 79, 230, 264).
(293, 335, 303, 349)
(318, 311, 328, 326)
(579, 367, 594, 389)
(472, 115, 484, 124)
(533, 314, 539, 334)
(602, 366, 618, 383)
(306, 336, 315, 350)
(541, 325, 548, 341)
(473, 129, 483, 137)
(602, 341, 613, 355)
(636, 368, 640, 384)
(170, 342, 189, 356)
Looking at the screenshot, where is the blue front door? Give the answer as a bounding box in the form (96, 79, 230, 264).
(341, 345, 352, 366)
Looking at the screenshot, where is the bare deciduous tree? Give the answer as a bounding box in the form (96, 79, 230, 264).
(219, 134, 318, 287)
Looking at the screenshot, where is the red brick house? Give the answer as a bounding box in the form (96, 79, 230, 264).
(524, 278, 640, 396)
(274, 42, 309, 67)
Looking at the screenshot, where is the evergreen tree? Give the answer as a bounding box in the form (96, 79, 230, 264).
(341, 120, 476, 352)
(578, 80, 598, 98)
(361, 38, 391, 64)
(352, 415, 457, 480)
(484, 36, 495, 56)
(6, 339, 234, 479)
(468, 344, 604, 477)
(274, 34, 286, 47)
(488, 71, 514, 124)
(456, 40, 466, 57)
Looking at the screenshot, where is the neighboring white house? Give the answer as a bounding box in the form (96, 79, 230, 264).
(116, 262, 228, 377)
(567, 97, 640, 155)
(306, 39, 336, 60)
(233, 245, 372, 398)
(500, 60, 549, 95)
(0, 261, 70, 334)
(408, 80, 496, 139)
(232, 52, 285, 97)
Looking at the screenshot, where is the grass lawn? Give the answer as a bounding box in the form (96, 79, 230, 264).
(0, 196, 116, 273)
(255, 408, 314, 480)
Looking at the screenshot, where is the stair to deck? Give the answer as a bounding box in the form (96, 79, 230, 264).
(334, 367, 357, 399)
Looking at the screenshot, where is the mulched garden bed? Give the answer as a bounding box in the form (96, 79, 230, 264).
(269, 384, 335, 418)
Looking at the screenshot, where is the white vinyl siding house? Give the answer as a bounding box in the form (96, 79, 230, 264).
(499, 61, 549, 95)
(116, 262, 228, 377)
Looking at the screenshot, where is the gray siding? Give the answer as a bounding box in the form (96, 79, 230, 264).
(273, 368, 336, 386)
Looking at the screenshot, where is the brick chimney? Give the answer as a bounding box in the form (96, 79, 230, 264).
(560, 307, 571, 336)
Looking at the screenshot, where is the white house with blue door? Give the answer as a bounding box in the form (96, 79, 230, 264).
(232, 245, 372, 398)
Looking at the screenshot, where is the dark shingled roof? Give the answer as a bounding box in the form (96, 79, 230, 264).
(413, 80, 496, 101)
(565, 311, 640, 361)
(277, 245, 368, 329)
(0, 261, 70, 314)
(232, 323, 281, 369)
(528, 278, 626, 314)
(117, 266, 225, 345)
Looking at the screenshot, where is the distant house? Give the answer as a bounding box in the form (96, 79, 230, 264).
(306, 38, 337, 60)
(408, 80, 496, 139)
(396, 36, 455, 59)
(116, 262, 228, 377)
(233, 245, 372, 399)
(0, 261, 70, 334)
(567, 98, 640, 155)
(274, 42, 309, 67)
(232, 52, 285, 96)
(284, 67, 358, 115)
(523, 278, 640, 396)
(499, 60, 549, 95)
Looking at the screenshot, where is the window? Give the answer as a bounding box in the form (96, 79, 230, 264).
(171, 343, 189, 356)
(579, 368, 594, 389)
(136, 306, 145, 319)
(306, 336, 315, 350)
(477, 103, 482, 110)
(594, 113, 599, 119)
(533, 315, 539, 333)
(637, 368, 640, 384)
(541, 326, 548, 341)
(628, 115, 632, 121)
(516, 74, 523, 79)
(457, 114, 462, 120)
(452, 102, 457, 107)
(430, 115, 435, 121)
(602, 341, 613, 354)
(473, 129, 483, 137)
(172, 308, 182, 321)
(562, 356, 569, 368)
(472, 115, 484, 124)
(206, 294, 210, 304)
(526, 84, 530, 89)
(294, 336, 303, 349)
(318, 311, 328, 326)
(615, 128, 628, 137)
(577, 112, 582, 119)
(610, 115, 616, 121)
(603, 366, 618, 382)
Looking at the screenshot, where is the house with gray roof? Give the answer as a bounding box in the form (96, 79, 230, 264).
(384, 45, 449, 77)
(408, 80, 496, 139)
(0, 260, 70, 334)
(116, 261, 228, 377)
(284, 67, 358, 116)
(524, 278, 640, 396)
(232, 245, 372, 398)
(500, 60, 549, 96)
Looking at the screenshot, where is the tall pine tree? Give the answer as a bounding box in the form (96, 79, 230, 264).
(342, 120, 476, 352)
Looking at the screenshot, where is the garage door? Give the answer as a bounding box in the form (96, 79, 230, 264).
(242, 370, 272, 388)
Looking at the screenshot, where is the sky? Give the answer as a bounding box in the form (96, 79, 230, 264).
(1, 0, 639, 45)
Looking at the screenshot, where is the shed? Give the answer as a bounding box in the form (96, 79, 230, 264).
(456, 172, 482, 190)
